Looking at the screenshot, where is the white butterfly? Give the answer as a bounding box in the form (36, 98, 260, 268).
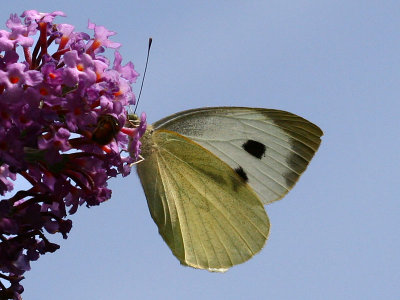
(133, 107, 323, 272)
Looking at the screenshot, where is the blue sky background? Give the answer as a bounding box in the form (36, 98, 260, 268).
(1, 1, 399, 299)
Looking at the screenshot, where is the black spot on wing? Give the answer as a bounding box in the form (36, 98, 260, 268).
(234, 166, 248, 182)
(242, 140, 266, 159)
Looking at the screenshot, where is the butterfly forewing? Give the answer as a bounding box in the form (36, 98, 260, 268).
(137, 129, 270, 271)
(153, 107, 323, 204)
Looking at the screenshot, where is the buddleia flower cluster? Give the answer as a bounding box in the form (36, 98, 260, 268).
(0, 10, 146, 299)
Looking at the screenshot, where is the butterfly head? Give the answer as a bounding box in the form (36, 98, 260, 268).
(127, 113, 141, 128)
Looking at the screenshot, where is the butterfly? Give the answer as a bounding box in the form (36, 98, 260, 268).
(132, 107, 323, 272)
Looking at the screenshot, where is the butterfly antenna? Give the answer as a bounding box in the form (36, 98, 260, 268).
(134, 37, 152, 114)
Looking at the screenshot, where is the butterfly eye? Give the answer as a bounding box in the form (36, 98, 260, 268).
(92, 114, 120, 145)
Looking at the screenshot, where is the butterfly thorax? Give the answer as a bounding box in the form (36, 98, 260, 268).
(127, 114, 157, 158)
(139, 125, 157, 157)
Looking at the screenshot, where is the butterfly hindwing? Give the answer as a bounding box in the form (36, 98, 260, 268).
(137, 129, 270, 272)
(153, 107, 323, 204)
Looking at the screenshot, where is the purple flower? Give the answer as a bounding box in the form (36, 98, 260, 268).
(87, 21, 121, 52)
(0, 30, 17, 51)
(113, 51, 139, 83)
(41, 62, 64, 85)
(0, 10, 145, 298)
(6, 14, 34, 47)
(20, 10, 66, 27)
(0, 165, 16, 196)
(38, 127, 71, 152)
(63, 50, 96, 86)
(0, 63, 43, 89)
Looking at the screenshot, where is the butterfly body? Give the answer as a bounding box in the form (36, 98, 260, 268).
(134, 107, 323, 272)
